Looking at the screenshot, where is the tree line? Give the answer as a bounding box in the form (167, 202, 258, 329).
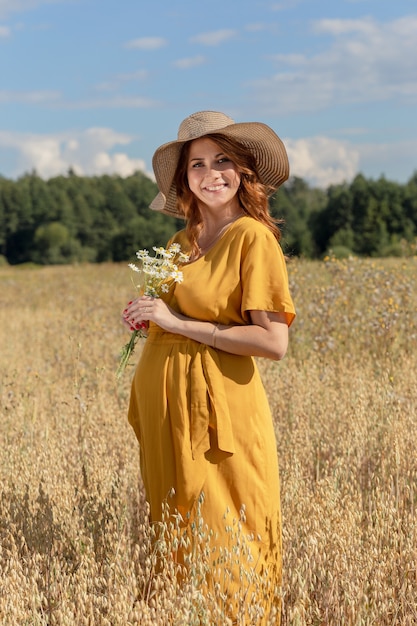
(0, 169, 416, 265)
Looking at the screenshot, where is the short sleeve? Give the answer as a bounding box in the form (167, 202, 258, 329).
(240, 227, 296, 327)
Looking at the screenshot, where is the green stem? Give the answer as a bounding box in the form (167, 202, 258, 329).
(116, 329, 139, 379)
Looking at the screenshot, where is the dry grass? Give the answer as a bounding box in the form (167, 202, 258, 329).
(0, 256, 416, 625)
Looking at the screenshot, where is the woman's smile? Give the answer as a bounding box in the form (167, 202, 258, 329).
(204, 183, 227, 192)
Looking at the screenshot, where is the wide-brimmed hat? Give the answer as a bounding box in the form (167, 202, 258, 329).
(149, 110, 289, 217)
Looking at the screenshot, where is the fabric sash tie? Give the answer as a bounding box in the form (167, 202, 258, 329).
(189, 345, 236, 459)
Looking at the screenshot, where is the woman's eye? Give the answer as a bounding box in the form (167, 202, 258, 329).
(218, 157, 231, 164)
(192, 161, 203, 168)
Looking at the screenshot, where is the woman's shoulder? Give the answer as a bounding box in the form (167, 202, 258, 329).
(233, 215, 279, 244)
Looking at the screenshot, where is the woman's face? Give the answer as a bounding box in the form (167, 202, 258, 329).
(186, 137, 241, 213)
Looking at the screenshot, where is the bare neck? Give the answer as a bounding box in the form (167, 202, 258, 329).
(197, 209, 244, 255)
(200, 205, 243, 236)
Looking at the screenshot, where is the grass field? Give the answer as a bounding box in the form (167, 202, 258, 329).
(0, 256, 416, 625)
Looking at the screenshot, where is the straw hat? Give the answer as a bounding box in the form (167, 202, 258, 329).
(149, 110, 289, 217)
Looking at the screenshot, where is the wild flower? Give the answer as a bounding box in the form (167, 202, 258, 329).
(116, 243, 189, 378)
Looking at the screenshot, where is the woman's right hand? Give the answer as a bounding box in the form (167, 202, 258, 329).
(121, 301, 149, 333)
(122, 296, 179, 333)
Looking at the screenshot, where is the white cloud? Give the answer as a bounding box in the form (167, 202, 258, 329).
(1, 127, 415, 185)
(245, 23, 267, 32)
(0, 89, 60, 103)
(250, 15, 417, 114)
(118, 69, 148, 82)
(125, 37, 167, 50)
(173, 55, 205, 70)
(190, 29, 236, 46)
(0, 89, 157, 109)
(60, 95, 157, 109)
(312, 17, 376, 36)
(244, 22, 280, 35)
(94, 70, 149, 92)
(270, 1, 302, 10)
(353, 137, 417, 182)
(0, 128, 151, 179)
(285, 134, 417, 187)
(0, 0, 66, 18)
(285, 136, 360, 187)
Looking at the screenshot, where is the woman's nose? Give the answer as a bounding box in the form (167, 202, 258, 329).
(208, 165, 222, 177)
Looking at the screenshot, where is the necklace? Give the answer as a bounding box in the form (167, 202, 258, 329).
(197, 213, 244, 255)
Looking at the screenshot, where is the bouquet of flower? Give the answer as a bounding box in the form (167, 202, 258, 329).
(116, 243, 189, 378)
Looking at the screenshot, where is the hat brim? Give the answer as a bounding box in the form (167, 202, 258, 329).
(149, 122, 289, 217)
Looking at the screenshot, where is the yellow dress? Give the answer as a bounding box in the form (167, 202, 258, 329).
(128, 216, 295, 623)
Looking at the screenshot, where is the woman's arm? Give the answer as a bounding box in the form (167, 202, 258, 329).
(177, 308, 288, 360)
(123, 297, 289, 361)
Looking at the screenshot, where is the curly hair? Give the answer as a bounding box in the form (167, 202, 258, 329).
(173, 133, 283, 259)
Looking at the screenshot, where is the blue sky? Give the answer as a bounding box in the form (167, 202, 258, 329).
(0, 0, 416, 188)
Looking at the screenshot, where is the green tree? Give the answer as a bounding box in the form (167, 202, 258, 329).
(271, 177, 324, 257)
(112, 213, 178, 262)
(328, 227, 355, 252)
(311, 183, 353, 255)
(123, 172, 159, 217)
(0, 178, 33, 261)
(404, 172, 417, 234)
(33, 222, 70, 264)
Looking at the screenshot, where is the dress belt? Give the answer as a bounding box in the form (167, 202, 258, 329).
(190, 344, 236, 460)
(147, 326, 236, 460)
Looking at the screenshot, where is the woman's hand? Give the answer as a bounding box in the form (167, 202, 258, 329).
(121, 301, 146, 332)
(122, 296, 179, 333)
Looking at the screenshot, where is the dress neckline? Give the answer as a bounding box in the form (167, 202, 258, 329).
(184, 215, 248, 267)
